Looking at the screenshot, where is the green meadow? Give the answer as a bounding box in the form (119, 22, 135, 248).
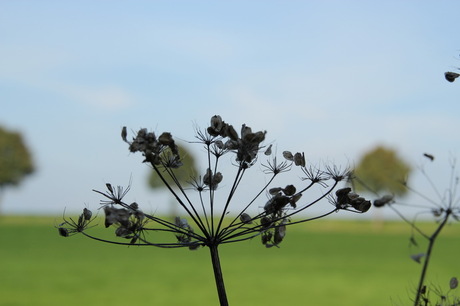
(0, 216, 459, 306)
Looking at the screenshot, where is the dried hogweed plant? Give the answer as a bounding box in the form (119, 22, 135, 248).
(58, 115, 371, 306)
(355, 154, 460, 306)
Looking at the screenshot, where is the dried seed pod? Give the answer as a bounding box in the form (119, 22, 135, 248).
(83, 208, 92, 220)
(410, 253, 425, 264)
(213, 172, 223, 184)
(121, 126, 128, 142)
(239, 213, 253, 224)
(264, 197, 275, 213)
(273, 195, 290, 211)
(274, 224, 286, 244)
(203, 169, 212, 186)
(282, 185, 296, 196)
(289, 193, 302, 208)
(207, 126, 220, 136)
(423, 153, 434, 161)
(188, 243, 200, 251)
(115, 226, 133, 237)
(335, 187, 351, 196)
(214, 140, 224, 149)
(225, 124, 239, 141)
(251, 131, 266, 144)
(264, 144, 272, 156)
(210, 115, 223, 131)
(282, 151, 294, 161)
(104, 206, 130, 228)
(373, 195, 394, 207)
(445, 71, 460, 82)
(260, 216, 272, 228)
(158, 132, 174, 145)
(261, 231, 272, 245)
(106, 183, 114, 194)
(241, 124, 252, 140)
(224, 140, 239, 150)
(450, 277, 458, 289)
(347, 192, 359, 200)
(207, 116, 222, 136)
(78, 214, 84, 226)
(293, 152, 305, 167)
(268, 187, 282, 195)
(336, 187, 352, 205)
(58, 227, 69, 237)
(354, 199, 371, 212)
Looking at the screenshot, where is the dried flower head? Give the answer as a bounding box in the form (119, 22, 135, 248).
(61, 115, 372, 306)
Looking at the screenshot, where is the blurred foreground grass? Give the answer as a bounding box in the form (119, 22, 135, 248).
(0, 215, 458, 306)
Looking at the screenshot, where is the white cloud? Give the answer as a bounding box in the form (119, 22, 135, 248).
(57, 83, 136, 111)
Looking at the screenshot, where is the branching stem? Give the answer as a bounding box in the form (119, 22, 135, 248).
(413, 209, 452, 306)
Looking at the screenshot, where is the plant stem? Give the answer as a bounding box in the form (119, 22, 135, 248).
(413, 211, 451, 306)
(209, 244, 229, 306)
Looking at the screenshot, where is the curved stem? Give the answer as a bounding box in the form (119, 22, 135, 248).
(413, 210, 451, 306)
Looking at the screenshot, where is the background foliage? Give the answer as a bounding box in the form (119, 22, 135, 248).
(0, 126, 34, 188)
(354, 146, 411, 196)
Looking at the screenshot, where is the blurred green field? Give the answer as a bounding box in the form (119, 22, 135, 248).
(0, 216, 459, 306)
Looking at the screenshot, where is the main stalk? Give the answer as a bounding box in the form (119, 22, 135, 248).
(209, 244, 229, 306)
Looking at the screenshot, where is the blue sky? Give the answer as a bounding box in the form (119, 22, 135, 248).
(1, 1, 460, 219)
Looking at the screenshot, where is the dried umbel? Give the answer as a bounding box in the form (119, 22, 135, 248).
(60, 115, 371, 306)
(57, 207, 95, 236)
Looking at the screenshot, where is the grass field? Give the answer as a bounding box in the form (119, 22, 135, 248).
(0, 216, 459, 306)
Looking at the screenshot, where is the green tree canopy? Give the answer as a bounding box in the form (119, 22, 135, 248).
(353, 146, 411, 196)
(148, 145, 198, 189)
(0, 126, 35, 188)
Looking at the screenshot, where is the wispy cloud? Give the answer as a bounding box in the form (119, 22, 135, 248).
(56, 83, 136, 111)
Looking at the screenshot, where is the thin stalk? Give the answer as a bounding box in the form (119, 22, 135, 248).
(413, 210, 451, 306)
(209, 244, 228, 306)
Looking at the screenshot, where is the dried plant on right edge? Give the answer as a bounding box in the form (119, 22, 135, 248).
(355, 154, 460, 306)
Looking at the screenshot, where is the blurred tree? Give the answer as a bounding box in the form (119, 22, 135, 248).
(353, 146, 411, 196)
(0, 126, 35, 209)
(148, 145, 198, 189)
(148, 145, 199, 216)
